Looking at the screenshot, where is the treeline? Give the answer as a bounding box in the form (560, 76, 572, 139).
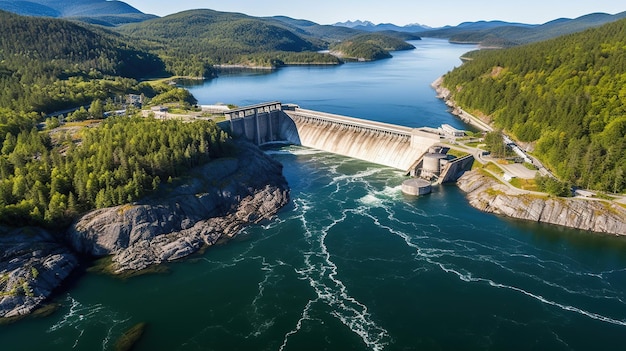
(117, 10, 327, 72)
(330, 33, 415, 61)
(238, 52, 341, 68)
(0, 10, 165, 113)
(0, 117, 230, 227)
(443, 18, 626, 193)
(0, 11, 163, 78)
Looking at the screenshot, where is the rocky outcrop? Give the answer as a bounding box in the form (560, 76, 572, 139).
(68, 142, 290, 273)
(0, 227, 78, 318)
(457, 170, 626, 235)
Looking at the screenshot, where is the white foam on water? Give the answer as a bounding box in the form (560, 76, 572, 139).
(280, 196, 390, 351)
(358, 194, 384, 207)
(366, 199, 626, 330)
(264, 147, 325, 157)
(47, 294, 130, 350)
(248, 257, 289, 338)
(427, 258, 626, 328)
(279, 299, 316, 351)
(329, 167, 384, 187)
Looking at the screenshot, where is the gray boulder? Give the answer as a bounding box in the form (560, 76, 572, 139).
(0, 227, 78, 318)
(68, 142, 290, 273)
(457, 170, 626, 235)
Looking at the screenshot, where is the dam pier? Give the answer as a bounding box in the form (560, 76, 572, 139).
(225, 102, 473, 193)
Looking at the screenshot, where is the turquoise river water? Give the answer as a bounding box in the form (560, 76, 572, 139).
(2, 39, 626, 350)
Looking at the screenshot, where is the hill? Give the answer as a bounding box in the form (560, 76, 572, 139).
(269, 16, 363, 43)
(0, 0, 156, 26)
(0, 10, 164, 112)
(330, 33, 416, 61)
(442, 18, 626, 193)
(117, 10, 351, 73)
(422, 12, 626, 46)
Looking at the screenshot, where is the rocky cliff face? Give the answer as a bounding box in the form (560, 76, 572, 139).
(68, 142, 290, 273)
(457, 170, 626, 235)
(0, 227, 78, 318)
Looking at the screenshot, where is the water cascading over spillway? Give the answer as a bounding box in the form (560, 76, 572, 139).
(280, 108, 441, 171)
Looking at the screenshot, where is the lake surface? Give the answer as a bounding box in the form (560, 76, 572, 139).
(3, 38, 626, 350)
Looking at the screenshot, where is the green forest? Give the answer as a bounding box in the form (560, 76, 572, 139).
(0, 117, 230, 227)
(330, 33, 416, 61)
(0, 10, 231, 227)
(116, 9, 338, 72)
(0, 10, 166, 113)
(443, 18, 626, 193)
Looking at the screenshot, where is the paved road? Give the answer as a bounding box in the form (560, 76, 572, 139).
(499, 163, 538, 179)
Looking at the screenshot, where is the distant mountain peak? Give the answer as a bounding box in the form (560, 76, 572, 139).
(334, 19, 431, 32)
(0, 0, 156, 26)
(334, 20, 375, 28)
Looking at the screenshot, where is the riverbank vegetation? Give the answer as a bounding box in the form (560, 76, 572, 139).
(443, 18, 626, 193)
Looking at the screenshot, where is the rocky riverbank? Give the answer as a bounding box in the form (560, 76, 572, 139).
(457, 170, 626, 235)
(0, 141, 290, 318)
(68, 141, 290, 273)
(0, 227, 78, 318)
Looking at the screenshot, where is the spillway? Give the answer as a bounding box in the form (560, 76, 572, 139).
(280, 108, 441, 171)
(226, 103, 443, 172)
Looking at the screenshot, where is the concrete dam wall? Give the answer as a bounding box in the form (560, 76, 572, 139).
(226, 102, 443, 172)
(280, 108, 442, 171)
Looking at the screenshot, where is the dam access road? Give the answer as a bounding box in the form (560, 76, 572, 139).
(225, 101, 448, 174)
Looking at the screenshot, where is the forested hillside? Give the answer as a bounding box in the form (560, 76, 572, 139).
(330, 33, 416, 61)
(0, 117, 230, 227)
(117, 9, 340, 73)
(422, 12, 626, 47)
(0, 0, 155, 26)
(443, 18, 626, 193)
(0, 10, 165, 112)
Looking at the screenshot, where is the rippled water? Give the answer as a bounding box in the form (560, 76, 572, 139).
(2, 39, 626, 350)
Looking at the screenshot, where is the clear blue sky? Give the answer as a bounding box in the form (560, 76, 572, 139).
(122, 0, 625, 27)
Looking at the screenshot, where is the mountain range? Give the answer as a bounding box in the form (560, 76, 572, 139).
(0, 0, 156, 26)
(2, 0, 625, 48)
(418, 11, 626, 46)
(334, 20, 431, 32)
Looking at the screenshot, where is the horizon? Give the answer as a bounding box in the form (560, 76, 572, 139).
(122, 0, 624, 27)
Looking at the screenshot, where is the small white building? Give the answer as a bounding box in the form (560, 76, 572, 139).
(503, 173, 516, 182)
(575, 189, 596, 198)
(441, 124, 465, 137)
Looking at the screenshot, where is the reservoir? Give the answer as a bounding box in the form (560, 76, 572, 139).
(2, 39, 626, 350)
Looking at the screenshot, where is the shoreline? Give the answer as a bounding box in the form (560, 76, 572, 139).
(1, 140, 290, 319)
(431, 76, 493, 132)
(433, 76, 626, 234)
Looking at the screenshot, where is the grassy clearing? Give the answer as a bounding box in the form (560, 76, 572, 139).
(484, 162, 504, 176)
(446, 149, 470, 158)
(510, 177, 540, 191)
(523, 162, 538, 170)
(63, 120, 104, 127)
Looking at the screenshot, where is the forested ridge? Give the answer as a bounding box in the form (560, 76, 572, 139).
(0, 10, 165, 113)
(117, 9, 340, 73)
(330, 33, 416, 61)
(443, 18, 626, 193)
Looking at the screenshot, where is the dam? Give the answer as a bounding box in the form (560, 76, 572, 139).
(225, 102, 447, 174)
